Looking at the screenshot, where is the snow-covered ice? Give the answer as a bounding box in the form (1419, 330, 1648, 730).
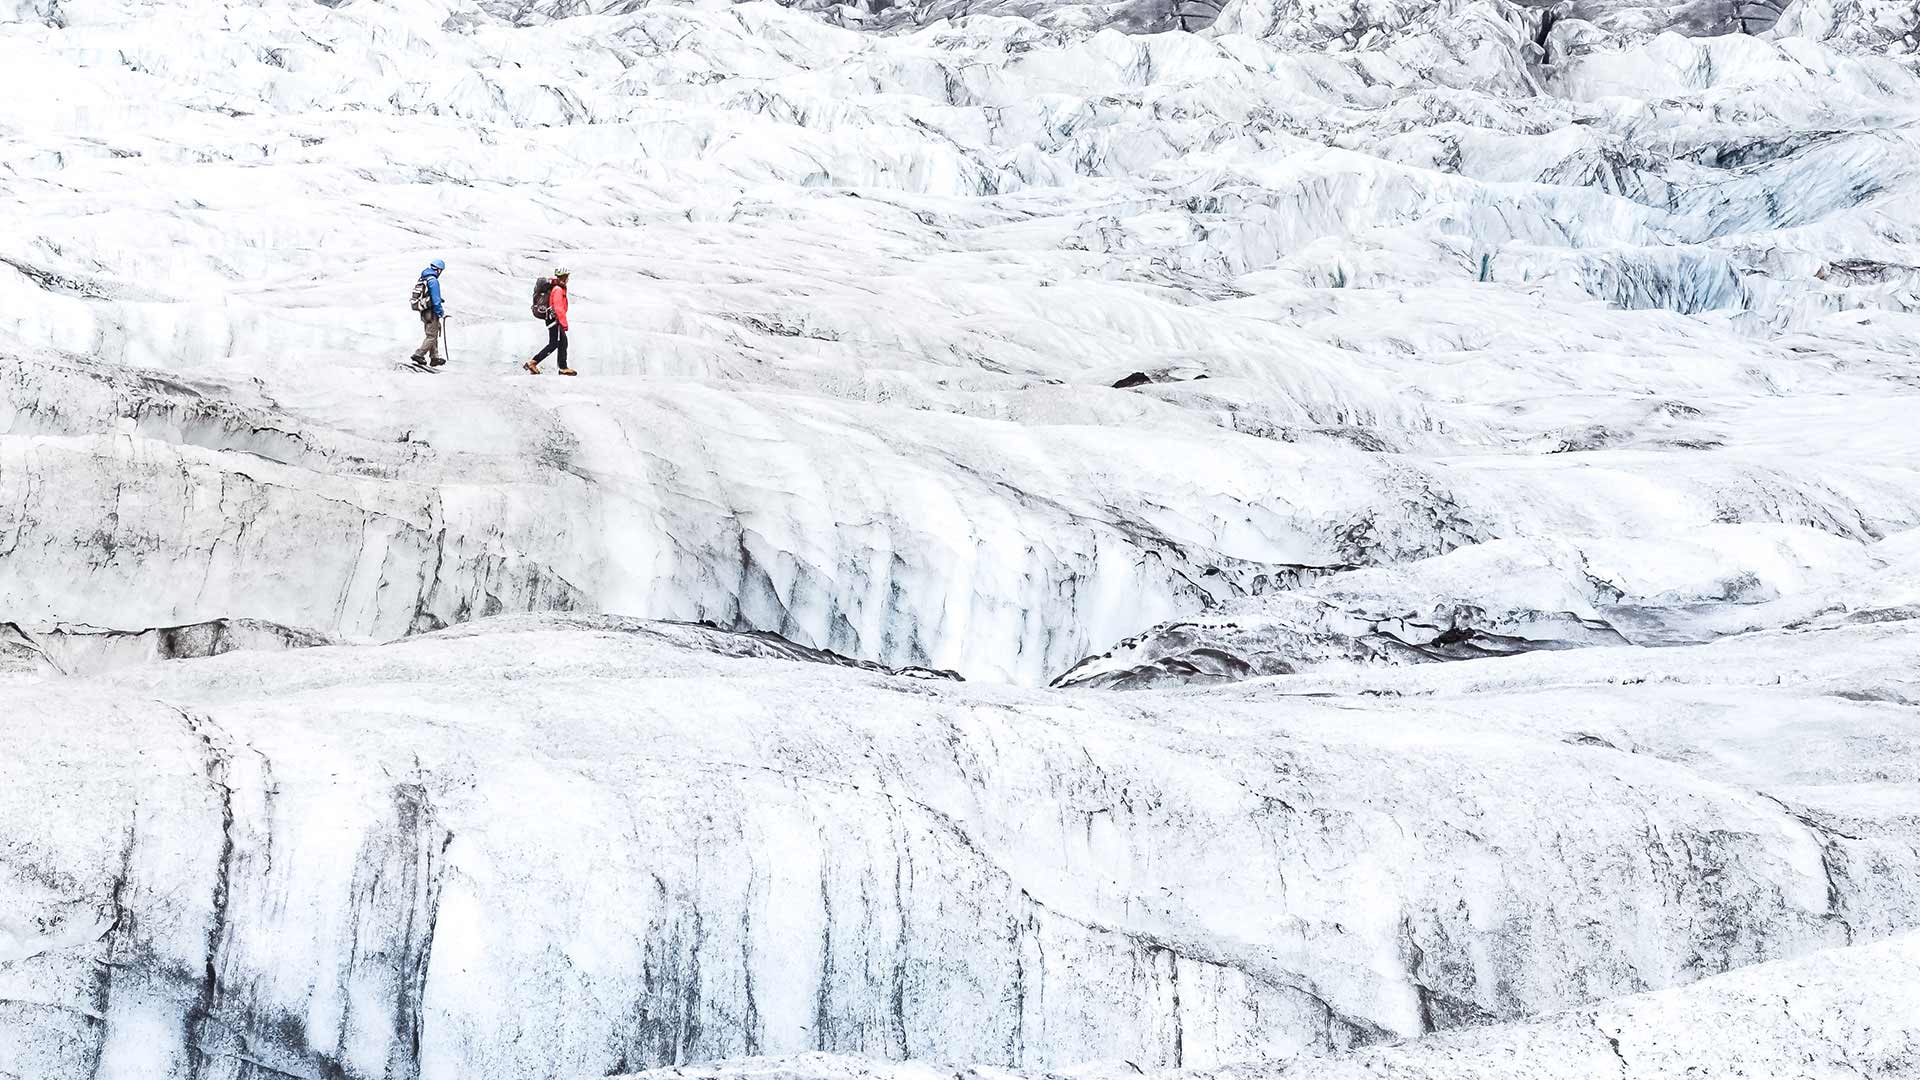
(4, 0, 1920, 1075)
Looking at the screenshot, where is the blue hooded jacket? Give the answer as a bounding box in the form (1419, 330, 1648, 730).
(419, 261, 445, 317)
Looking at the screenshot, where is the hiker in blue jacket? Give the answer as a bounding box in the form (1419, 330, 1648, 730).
(409, 259, 448, 367)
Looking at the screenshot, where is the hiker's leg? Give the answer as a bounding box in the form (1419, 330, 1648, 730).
(531, 321, 561, 363)
(417, 314, 442, 359)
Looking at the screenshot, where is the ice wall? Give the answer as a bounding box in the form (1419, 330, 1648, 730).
(5, 615, 1917, 1078)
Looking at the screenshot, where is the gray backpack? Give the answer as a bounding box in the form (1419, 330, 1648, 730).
(409, 278, 432, 313)
(531, 276, 555, 320)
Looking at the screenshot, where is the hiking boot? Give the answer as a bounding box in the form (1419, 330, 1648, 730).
(429, 356, 446, 367)
(411, 355, 430, 368)
(559, 367, 577, 376)
(524, 360, 541, 374)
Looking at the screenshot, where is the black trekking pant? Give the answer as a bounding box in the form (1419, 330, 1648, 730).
(532, 321, 569, 369)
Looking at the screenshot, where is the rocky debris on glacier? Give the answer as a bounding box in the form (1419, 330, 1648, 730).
(5, 0, 1920, 686)
(4, 612, 1919, 1078)
(614, 932, 1920, 1080)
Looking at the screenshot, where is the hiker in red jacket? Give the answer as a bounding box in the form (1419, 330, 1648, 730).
(524, 268, 575, 375)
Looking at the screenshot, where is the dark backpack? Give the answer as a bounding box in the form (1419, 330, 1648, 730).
(409, 278, 431, 313)
(531, 277, 554, 320)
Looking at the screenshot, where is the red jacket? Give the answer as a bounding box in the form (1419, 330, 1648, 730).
(551, 282, 569, 330)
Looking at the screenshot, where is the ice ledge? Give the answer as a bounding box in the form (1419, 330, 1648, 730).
(1, 613, 965, 679)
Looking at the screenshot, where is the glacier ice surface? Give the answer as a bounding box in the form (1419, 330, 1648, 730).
(4, 0, 1920, 1075)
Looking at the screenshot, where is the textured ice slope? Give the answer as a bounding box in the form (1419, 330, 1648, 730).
(6, 0, 1920, 683)
(4, 613, 1918, 1079)
(615, 932, 1920, 1078)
